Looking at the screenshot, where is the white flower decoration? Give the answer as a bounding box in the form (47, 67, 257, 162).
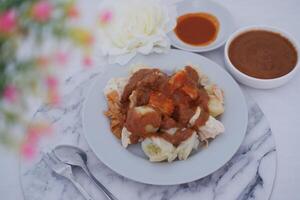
(97, 0, 177, 65)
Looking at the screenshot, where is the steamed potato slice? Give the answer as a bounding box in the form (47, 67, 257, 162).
(142, 137, 177, 162)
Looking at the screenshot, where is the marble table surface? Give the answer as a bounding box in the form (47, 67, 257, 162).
(1, 0, 300, 200)
(20, 69, 277, 200)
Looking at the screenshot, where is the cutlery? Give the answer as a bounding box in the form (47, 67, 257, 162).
(53, 145, 118, 200)
(43, 152, 94, 200)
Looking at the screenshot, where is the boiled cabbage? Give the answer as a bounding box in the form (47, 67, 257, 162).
(142, 137, 176, 162)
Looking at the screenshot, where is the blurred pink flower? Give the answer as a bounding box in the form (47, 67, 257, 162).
(46, 76, 58, 89)
(48, 89, 60, 105)
(55, 52, 69, 65)
(99, 10, 113, 24)
(28, 123, 53, 138)
(3, 85, 18, 103)
(31, 1, 53, 22)
(27, 130, 39, 144)
(46, 76, 60, 105)
(21, 124, 52, 159)
(46, 76, 60, 104)
(0, 9, 17, 34)
(82, 56, 93, 67)
(21, 142, 37, 160)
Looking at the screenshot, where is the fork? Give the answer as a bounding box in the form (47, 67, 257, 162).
(43, 152, 94, 200)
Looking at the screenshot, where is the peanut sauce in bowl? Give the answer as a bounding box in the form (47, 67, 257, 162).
(225, 26, 299, 89)
(228, 30, 297, 79)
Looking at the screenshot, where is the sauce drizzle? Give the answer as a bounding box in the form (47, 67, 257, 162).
(121, 67, 210, 146)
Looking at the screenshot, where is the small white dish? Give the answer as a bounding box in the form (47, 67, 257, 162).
(224, 25, 300, 89)
(168, 0, 235, 52)
(82, 49, 248, 185)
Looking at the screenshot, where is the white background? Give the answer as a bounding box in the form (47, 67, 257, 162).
(1, 0, 300, 199)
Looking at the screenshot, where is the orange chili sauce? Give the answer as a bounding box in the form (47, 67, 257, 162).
(174, 12, 220, 46)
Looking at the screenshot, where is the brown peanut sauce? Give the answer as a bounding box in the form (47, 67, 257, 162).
(121, 66, 210, 146)
(229, 30, 298, 79)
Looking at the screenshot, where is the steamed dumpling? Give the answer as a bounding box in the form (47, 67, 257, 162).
(205, 84, 224, 117)
(198, 116, 225, 142)
(175, 132, 199, 160)
(208, 96, 224, 117)
(126, 106, 161, 135)
(142, 137, 176, 162)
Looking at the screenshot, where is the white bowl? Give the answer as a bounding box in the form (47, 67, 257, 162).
(224, 25, 300, 89)
(169, 0, 235, 52)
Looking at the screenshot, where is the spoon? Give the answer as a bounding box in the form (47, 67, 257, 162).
(53, 145, 118, 200)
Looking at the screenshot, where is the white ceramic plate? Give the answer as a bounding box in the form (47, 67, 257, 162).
(82, 49, 248, 185)
(169, 0, 236, 52)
